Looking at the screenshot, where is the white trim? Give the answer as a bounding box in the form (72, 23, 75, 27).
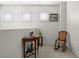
(0, 1, 61, 5)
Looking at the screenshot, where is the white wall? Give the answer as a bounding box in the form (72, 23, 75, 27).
(60, 2, 67, 31)
(0, 5, 60, 44)
(67, 2, 79, 57)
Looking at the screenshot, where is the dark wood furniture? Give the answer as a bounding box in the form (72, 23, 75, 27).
(22, 36, 39, 58)
(54, 31, 67, 51)
(38, 36, 43, 46)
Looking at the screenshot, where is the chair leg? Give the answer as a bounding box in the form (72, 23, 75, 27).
(62, 46, 66, 52)
(54, 40, 59, 50)
(62, 43, 66, 52)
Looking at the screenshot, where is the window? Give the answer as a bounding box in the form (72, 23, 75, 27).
(3, 13, 13, 22)
(40, 12, 49, 21)
(22, 13, 31, 22)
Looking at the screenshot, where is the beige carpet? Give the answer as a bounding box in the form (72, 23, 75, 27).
(28, 44, 77, 58)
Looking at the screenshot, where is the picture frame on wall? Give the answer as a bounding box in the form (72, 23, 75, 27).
(49, 14, 58, 22)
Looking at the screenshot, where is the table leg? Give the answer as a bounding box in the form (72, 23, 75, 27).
(35, 40, 36, 58)
(22, 40, 25, 58)
(41, 36, 43, 46)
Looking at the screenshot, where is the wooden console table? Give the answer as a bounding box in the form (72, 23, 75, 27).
(22, 36, 39, 58)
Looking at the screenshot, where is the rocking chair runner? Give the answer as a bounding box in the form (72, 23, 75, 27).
(54, 31, 67, 51)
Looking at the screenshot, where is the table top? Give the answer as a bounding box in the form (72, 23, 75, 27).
(22, 36, 39, 42)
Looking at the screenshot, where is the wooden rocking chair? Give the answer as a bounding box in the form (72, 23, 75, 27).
(54, 31, 67, 51)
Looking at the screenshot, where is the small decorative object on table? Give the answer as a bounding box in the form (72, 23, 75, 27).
(29, 31, 34, 37)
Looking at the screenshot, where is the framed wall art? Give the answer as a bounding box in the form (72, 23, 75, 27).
(49, 14, 58, 22)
